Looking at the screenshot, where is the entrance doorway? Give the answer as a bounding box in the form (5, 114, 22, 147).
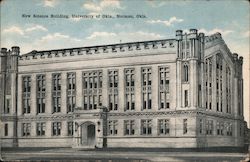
(80, 122, 96, 147)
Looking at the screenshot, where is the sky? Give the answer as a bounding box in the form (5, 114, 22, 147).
(1, 0, 249, 126)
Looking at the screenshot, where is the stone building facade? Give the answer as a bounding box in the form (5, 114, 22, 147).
(0, 29, 245, 148)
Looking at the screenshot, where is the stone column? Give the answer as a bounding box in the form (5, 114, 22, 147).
(118, 68, 125, 112)
(233, 77, 238, 117)
(46, 73, 52, 114)
(61, 72, 67, 114)
(176, 60, 182, 109)
(75, 71, 82, 108)
(212, 55, 217, 111)
(189, 59, 198, 108)
(31, 74, 37, 115)
(135, 66, 142, 111)
(17, 75, 22, 115)
(152, 65, 158, 111)
(102, 69, 108, 108)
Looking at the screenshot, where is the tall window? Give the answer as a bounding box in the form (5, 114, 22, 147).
(226, 123, 233, 136)
(37, 122, 45, 136)
(158, 119, 170, 135)
(37, 74, 46, 113)
(217, 122, 224, 135)
(83, 71, 102, 110)
(226, 67, 231, 113)
(22, 123, 31, 136)
(183, 119, 188, 134)
(206, 120, 213, 135)
(159, 66, 170, 109)
(184, 90, 188, 107)
(4, 123, 8, 136)
(141, 119, 152, 135)
(124, 120, 135, 135)
(52, 74, 61, 113)
(4, 98, 10, 114)
(108, 70, 118, 111)
(67, 72, 76, 112)
(183, 64, 189, 82)
(22, 76, 31, 114)
(52, 122, 61, 136)
(199, 119, 203, 134)
(68, 121, 74, 136)
(125, 69, 135, 111)
(108, 120, 118, 135)
(142, 67, 152, 110)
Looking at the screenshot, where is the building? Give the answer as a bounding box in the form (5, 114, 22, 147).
(0, 29, 245, 148)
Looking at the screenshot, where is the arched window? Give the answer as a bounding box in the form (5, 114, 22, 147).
(183, 64, 189, 82)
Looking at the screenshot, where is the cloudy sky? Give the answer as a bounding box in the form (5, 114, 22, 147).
(1, 0, 249, 125)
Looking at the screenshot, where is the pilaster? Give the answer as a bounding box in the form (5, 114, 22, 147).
(135, 66, 142, 111)
(176, 61, 182, 108)
(152, 65, 158, 111)
(75, 71, 83, 108)
(61, 72, 67, 114)
(118, 68, 125, 112)
(102, 69, 108, 108)
(31, 74, 37, 115)
(46, 73, 52, 114)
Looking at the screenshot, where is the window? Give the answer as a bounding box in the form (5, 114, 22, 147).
(124, 120, 135, 135)
(217, 122, 224, 135)
(183, 64, 189, 82)
(68, 122, 74, 136)
(83, 71, 102, 110)
(22, 123, 31, 136)
(37, 74, 46, 114)
(108, 120, 118, 135)
(141, 119, 152, 135)
(226, 123, 233, 136)
(142, 67, 152, 110)
(52, 74, 61, 113)
(22, 76, 31, 114)
(52, 122, 61, 136)
(4, 124, 8, 136)
(4, 98, 10, 114)
(159, 67, 170, 109)
(67, 72, 76, 112)
(183, 119, 188, 134)
(199, 119, 203, 134)
(206, 120, 213, 135)
(184, 90, 188, 107)
(158, 119, 170, 135)
(108, 70, 119, 111)
(37, 122, 46, 136)
(125, 69, 135, 111)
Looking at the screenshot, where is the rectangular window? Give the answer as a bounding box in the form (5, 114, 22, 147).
(124, 120, 135, 135)
(37, 74, 46, 114)
(184, 90, 188, 107)
(83, 71, 102, 110)
(68, 122, 74, 136)
(37, 122, 46, 136)
(183, 119, 188, 134)
(206, 120, 213, 135)
(67, 72, 76, 113)
(22, 123, 31, 136)
(108, 70, 119, 111)
(52, 74, 61, 113)
(4, 123, 8, 136)
(52, 122, 61, 136)
(141, 119, 152, 135)
(158, 119, 170, 135)
(199, 119, 203, 134)
(125, 69, 135, 111)
(108, 120, 118, 135)
(4, 98, 10, 114)
(22, 76, 31, 114)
